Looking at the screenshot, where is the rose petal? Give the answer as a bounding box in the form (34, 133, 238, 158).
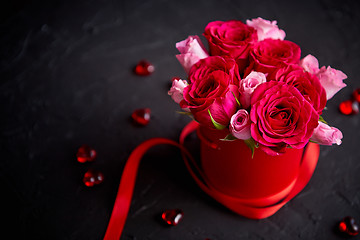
(317, 66, 347, 100)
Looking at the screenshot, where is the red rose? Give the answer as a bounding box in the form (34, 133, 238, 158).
(181, 56, 240, 128)
(203, 20, 258, 70)
(275, 64, 327, 114)
(250, 81, 319, 155)
(247, 39, 301, 79)
(189, 56, 240, 85)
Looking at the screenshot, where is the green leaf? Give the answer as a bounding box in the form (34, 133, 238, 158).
(231, 91, 241, 107)
(318, 115, 328, 124)
(221, 134, 238, 141)
(208, 109, 226, 130)
(244, 138, 258, 158)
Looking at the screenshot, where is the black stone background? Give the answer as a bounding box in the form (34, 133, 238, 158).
(1, 0, 360, 239)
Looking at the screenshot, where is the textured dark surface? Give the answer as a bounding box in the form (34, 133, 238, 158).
(1, 0, 360, 239)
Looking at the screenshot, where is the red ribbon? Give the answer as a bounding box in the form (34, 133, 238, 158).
(103, 121, 320, 239)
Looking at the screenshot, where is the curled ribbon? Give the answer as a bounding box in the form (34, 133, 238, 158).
(103, 121, 320, 239)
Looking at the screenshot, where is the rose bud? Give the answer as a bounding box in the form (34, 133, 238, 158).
(229, 109, 252, 140)
(239, 71, 266, 109)
(310, 121, 343, 145)
(176, 35, 209, 74)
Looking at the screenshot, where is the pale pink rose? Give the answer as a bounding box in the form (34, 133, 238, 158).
(239, 71, 266, 109)
(310, 121, 343, 145)
(229, 109, 251, 140)
(246, 17, 286, 41)
(168, 79, 188, 104)
(300, 54, 347, 99)
(317, 66, 347, 100)
(176, 35, 209, 74)
(300, 54, 320, 74)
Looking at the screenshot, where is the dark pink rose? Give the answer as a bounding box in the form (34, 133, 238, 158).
(203, 20, 258, 70)
(250, 81, 319, 155)
(188, 56, 241, 85)
(181, 57, 240, 128)
(275, 64, 327, 114)
(247, 39, 301, 79)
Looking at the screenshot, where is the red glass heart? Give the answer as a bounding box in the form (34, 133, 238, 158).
(353, 88, 360, 103)
(161, 209, 184, 226)
(134, 60, 155, 76)
(338, 216, 359, 236)
(131, 108, 151, 126)
(339, 100, 356, 115)
(83, 170, 104, 187)
(76, 145, 97, 163)
(94, 171, 104, 185)
(352, 101, 360, 114)
(339, 222, 347, 232)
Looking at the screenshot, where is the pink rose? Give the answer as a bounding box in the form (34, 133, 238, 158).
(168, 79, 188, 104)
(300, 54, 320, 74)
(229, 109, 251, 140)
(176, 35, 209, 74)
(246, 17, 286, 41)
(310, 121, 343, 145)
(203, 20, 258, 70)
(189, 56, 240, 85)
(300, 54, 347, 100)
(181, 57, 240, 128)
(250, 81, 319, 155)
(316, 66, 347, 100)
(275, 64, 327, 114)
(247, 39, 301, 79)
(239, 71, 266, 109)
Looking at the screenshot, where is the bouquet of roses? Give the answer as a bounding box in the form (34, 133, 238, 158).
(168, 17, 346, 156)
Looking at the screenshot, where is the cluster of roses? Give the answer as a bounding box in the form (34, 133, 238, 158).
(168, 18, 345, 155)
